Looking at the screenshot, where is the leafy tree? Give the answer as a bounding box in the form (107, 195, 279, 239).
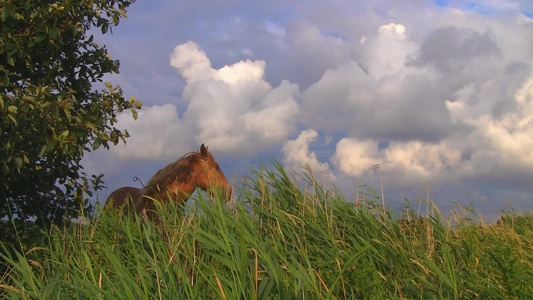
(0, 0, 141, 228)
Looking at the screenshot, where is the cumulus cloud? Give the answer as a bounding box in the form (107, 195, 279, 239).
(332, 137, 468, 189)
(332, 138, 379, 177)
(282, 129, 335, 180)
(453, 78, 533, 174)
(284, 19, 352, 87)
(171, 41, 300, 154)
(109, 104, 191, 161)
(296, 12, 533, 193)
(357, 23, 416, 77)
(107, 41, 301, 160)
(407, 25, 501, 74)
(169, 41, 215, 82)
(300, 22, 455, 141)
(331, 77, 533, 189)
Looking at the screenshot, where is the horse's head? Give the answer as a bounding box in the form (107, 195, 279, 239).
(194, 144, 232, 202)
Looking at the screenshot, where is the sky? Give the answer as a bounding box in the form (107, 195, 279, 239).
(84, 0, 533, 219)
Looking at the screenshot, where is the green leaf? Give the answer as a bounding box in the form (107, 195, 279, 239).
(101, 22, 109, 34)
(7, 55, 15, 66)
(112, 14, 119, 25)
(131, 109, 138, 120)
(1, 7, 8, 22)
(93, 138, 102, 150)
(7, 114, 17, 124)
(59, 130, 69, 141)
(38, 144, 48, 157)
(49, 28, 58, 39)
(1, 164, 8, 176)
(41, 276, 60, 299)
(86, 122, 97, 132)
(63, 107, 71, 121)
(35, 34, 46, 43)
(3, 73, 10, 86)
(14, 157, 23, 169)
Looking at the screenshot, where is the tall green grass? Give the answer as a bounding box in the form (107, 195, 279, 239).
(1, 163, 532, 299)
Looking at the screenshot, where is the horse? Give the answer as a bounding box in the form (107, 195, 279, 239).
(104, 144, 231, 221)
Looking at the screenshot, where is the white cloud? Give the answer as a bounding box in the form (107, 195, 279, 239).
(333, 138, 465, 188)
(109, 104, 191, 161)
(300, 22, 454, 141)
(171, 41, 300, 154)
(295, 11, 533, 192)
(108, 41, 301, 160)
(357, 23, 416, 77)
(382, 141, 463, 186)
(282, 129, 335, 180)
(461, 78, 533, 173)
(169, 41, 214, 82)
(332, 77, 533, 188)
(283, 19, 353, 87)
(332, 138, 379, 177)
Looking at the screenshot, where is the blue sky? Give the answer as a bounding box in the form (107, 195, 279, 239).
(85, 0, 533, 219)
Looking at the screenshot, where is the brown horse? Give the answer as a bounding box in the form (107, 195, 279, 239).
(105, 144, 231, 220)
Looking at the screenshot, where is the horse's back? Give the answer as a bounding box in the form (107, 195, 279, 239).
(105, 186, 140, 211)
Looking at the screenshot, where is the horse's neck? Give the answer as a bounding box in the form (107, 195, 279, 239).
(140, 176, 196, 201)
(135, 182, 194, 215)
(140, 153, 205, 203)
(166, 179, 197, 200)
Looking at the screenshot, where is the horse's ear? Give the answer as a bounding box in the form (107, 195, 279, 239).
(200, 143, 208, 156)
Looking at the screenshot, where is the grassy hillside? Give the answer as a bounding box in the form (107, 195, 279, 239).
(1, 164, 532, 299)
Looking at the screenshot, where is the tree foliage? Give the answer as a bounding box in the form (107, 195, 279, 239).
(0, 0, 140, 226)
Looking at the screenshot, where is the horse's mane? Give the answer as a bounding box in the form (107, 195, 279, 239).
(140, 151, 200, 195)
